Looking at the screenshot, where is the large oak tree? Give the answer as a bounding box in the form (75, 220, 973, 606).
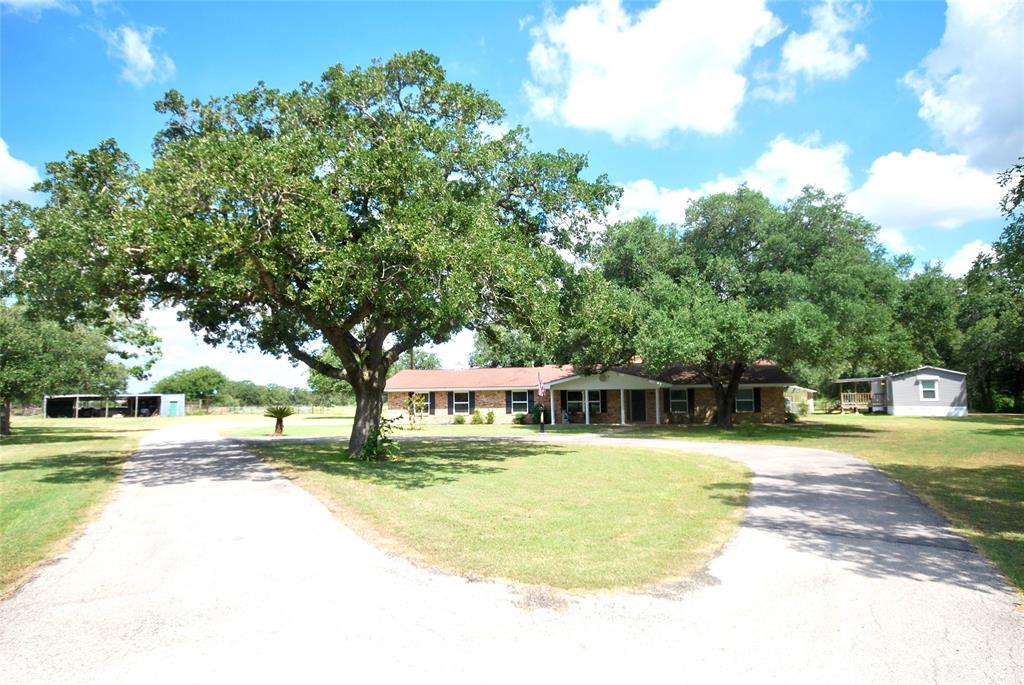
(9, 52, 616, 454)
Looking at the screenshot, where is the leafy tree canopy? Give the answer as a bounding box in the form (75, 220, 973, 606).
(5, 51, 618, 455)
(0, 303, 129, 434)
(150, 366, 228, 406)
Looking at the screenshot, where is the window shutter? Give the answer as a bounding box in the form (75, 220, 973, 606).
(687, 388, 695, 419)
(505, 391, 512, 414)
(560, 390, 568, 414)
(527, 390, 535, 412)
(469, 391, 476, 412)
(447, 392, 454, 415)
(663, 388, 670, 412)
(600, 390, 608, 413)
(754, 388, 762, 412)
(429, 392, 436, 415)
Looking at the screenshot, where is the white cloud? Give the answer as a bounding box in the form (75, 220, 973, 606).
(525, 0, 783, 141)
(755, 1, 868, 102)
(943, 239, 994, 278)
(103, 25, 175, 88)
(610, 179, 702, 225)
(903, 0, 1024, 171)
(876, 228, 912, 254)
(0, 0, 74, 14)
(128, 306, 310, 392)
(847, 149, 1002, 230)
(0, 138, 41, 203)
(612, 134, 850, 223)
(737, 134, 851, 201)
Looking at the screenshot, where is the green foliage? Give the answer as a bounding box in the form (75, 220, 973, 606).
(264, 405, 297, 419)
(565, 187, 920, 427)
(896, 264, 962, 365)
(453, 415, 466, 425)
(471, 409, 484, 424)
(0, 148, 159, 379)
(485, 410, 495, 424)
(956, 157, 1024, 412)
(470, 327, 553, 368)
(354, 416, 399, 461)
(512, 413, 526, 425)
(0, 304, 130, 434)
(797, 400, 809, 416)
(151, 366, 227, 406)
(390, 349, 442, 376)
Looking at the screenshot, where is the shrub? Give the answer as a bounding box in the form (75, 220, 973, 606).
(785, 411, 799, 423)
(356, 416, 399, 461)
(485, 410, 495, 424)
(797, 400, 809, 416)
(264, 405, 296, 435)
(453, 414, 466, 425)
(512, 413, 526, 424)
(471, 409, 484, 424)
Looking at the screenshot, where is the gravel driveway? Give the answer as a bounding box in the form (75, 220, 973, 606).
(1, 424, 1021, 684)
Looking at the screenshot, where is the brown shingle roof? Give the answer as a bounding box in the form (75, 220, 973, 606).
(645, 360, 795, 385)
(385, 360, 794, 390)
(385, 365, 575, 391)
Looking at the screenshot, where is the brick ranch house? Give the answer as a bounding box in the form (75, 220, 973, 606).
(385, 361, 793, 425)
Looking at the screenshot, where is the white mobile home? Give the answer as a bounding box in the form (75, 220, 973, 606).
(836, 366, 968, 417)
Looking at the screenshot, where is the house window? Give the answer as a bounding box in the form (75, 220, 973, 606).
(566, 390, 584, 414)
(670, 389, 688, 413)
(409, 393, 430, 415)
(452, 391, 471, 413)
(511, 391, 529, 413)
(735, 388, 755, 413)
(587, 390, 602, 416)
(565, 390, 601, 415)
(920, 379, 938, 401)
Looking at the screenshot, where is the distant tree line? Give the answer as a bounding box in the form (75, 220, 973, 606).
(471, 158, 1024, 418)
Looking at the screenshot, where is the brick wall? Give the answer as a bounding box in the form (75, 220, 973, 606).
(386, 390, 554, 424)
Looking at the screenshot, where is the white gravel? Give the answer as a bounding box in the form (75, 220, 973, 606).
(1, 424, 1021, 685)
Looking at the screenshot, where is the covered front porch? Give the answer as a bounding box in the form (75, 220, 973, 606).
(834, 376, 887, 413)
(545, 370, 671, 425)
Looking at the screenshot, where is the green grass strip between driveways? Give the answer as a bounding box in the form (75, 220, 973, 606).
(0, 418, 153, 595)
(253, 439, 750, 591)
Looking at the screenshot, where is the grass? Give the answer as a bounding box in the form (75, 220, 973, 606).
(0, 418, 157, 595)
(617, 413, 1024, 591)
(251, 438, 750, 591)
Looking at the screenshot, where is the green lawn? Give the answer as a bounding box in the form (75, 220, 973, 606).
(617, 413, 1024, 591)
(0, 418, 156, 595)
(251, 438, 750, 590)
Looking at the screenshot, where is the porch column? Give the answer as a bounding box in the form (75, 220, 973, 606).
(584, 390, 591, 425)
(549, 391, 554, 424)
(620, 388, 626, 425)
(73, 396, 79, 419)
(655, 388, 661, 425)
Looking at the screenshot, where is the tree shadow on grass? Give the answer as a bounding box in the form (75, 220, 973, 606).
(267, 439, 569, 490)
(704, 462, 1022, 595)
(615, 421, 880, 443)
(0, 426, 148, 447)
(0, 452, 126, 484)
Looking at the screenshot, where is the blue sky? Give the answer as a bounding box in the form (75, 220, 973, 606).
(2, 0, 1022, 390)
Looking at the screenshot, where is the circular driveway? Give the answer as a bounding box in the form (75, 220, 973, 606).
(1, 425, 1021, 684)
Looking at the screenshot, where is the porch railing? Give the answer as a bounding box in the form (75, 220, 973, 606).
(841, 392, 885, 407)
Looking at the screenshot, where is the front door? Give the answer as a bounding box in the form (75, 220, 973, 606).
(630, 390, 646, 422)
(168, 401, 179, 417)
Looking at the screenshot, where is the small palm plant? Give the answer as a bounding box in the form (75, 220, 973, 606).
(264, 405, 296, 436)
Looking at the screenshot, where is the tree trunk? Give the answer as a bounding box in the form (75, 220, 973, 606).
(348, 379, 386, 456)
(711, 362, 746, 429)
(1, 399, 11, 436)
(1012, 367, 1024, 414)
(274, 417, 284, 435)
